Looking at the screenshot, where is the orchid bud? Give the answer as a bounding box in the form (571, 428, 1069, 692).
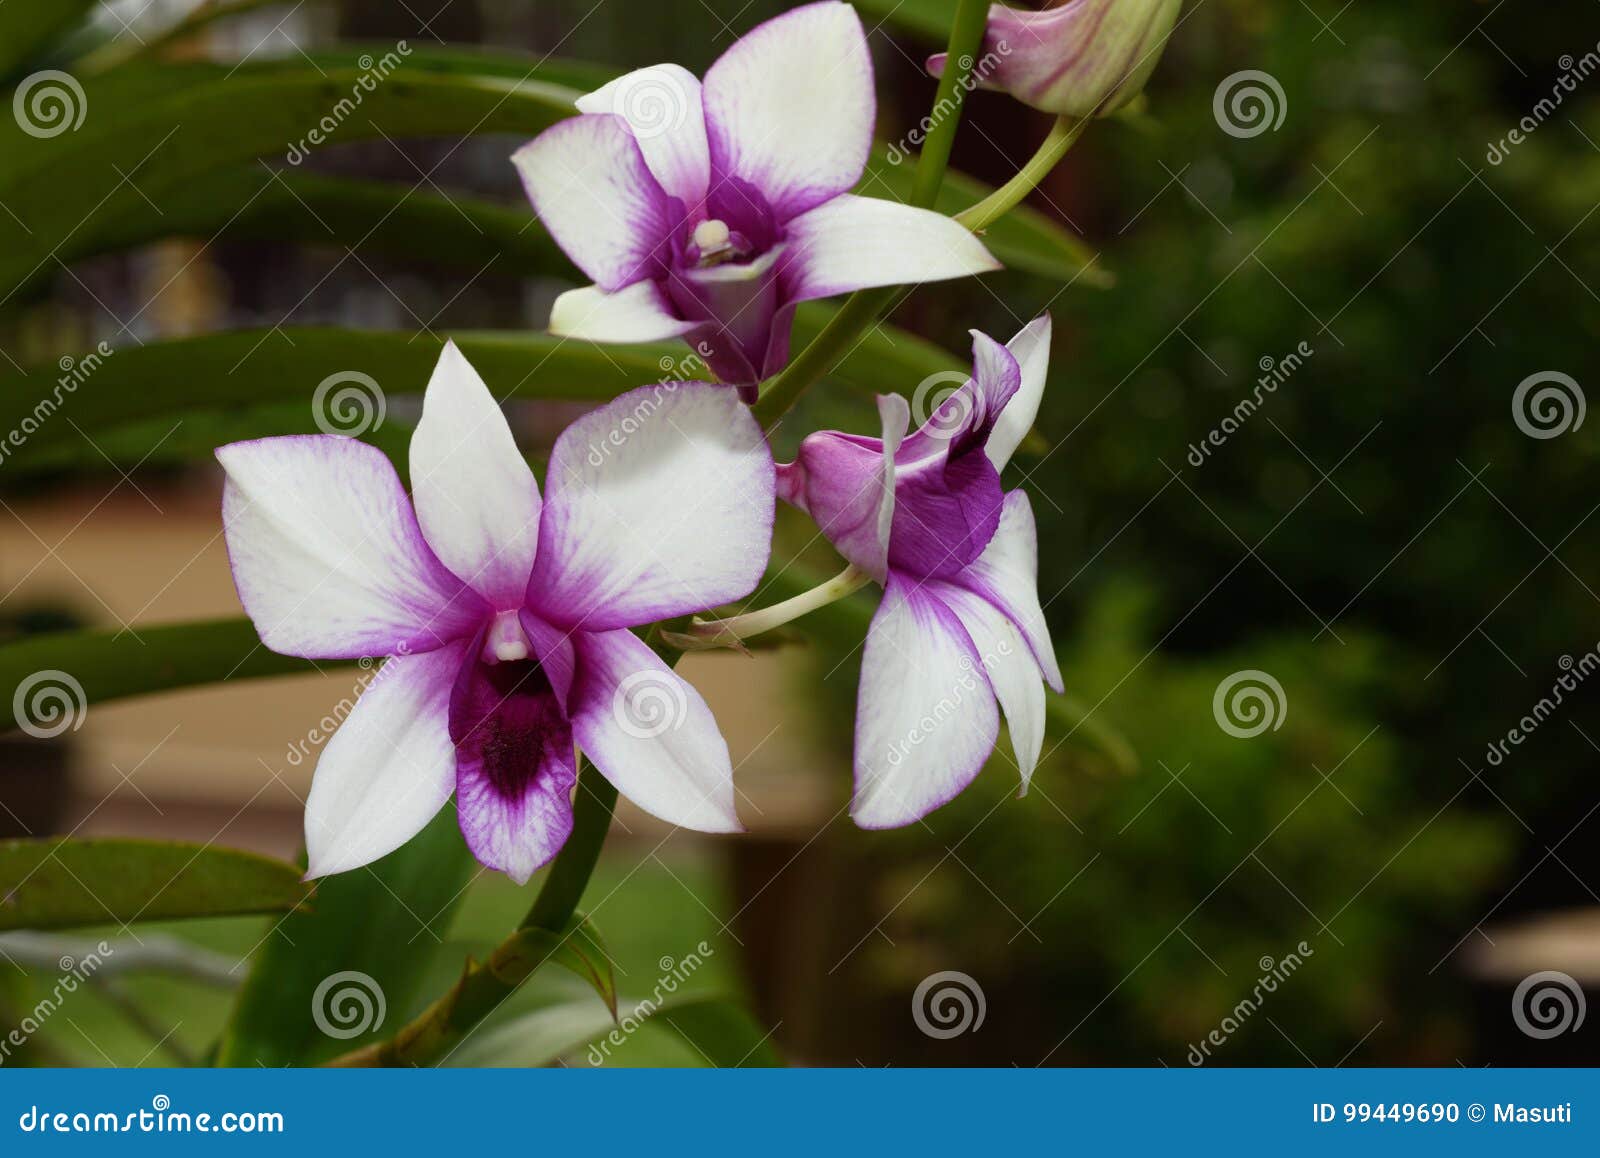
(928, 0, 1181, 119)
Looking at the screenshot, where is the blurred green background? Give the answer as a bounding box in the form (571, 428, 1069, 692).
(3, 0, 1597, 1066)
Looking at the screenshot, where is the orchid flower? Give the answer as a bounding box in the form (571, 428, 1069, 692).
(512, 1, 1000, 392)
(216, 343, 775, 883)
(929, 0, 1181, 119)
(775, 317, 1063, 827)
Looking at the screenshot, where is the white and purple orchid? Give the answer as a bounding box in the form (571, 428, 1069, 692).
(929, 0, 1181, 119)
(512, 1, 1000, 392)
(216, 343, 775, 883)
(776, 317, 1063, 827)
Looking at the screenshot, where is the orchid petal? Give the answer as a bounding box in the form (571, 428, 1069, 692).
(569, 628, 742, 833)
(304, 640, 467, 878)
(548, 281, 698, 345)
(217, 436, 483, 659)
(512, 115, 677, 292)
(853, 575, 999, 828)
(528, 383, 774, 630)
(701, 1, 874, 220)
(409, 341, 541, 609)
(778, 394, 908, 582)
(886, 436, 1004, 580)
(932, 582, 1046, 793)
(783, 195, 1000, 304)
(576, 64, 710, 208)
(955, 490, 1063, 692)
(987, 315, 1053, 471)
(451, 644, 578, 885)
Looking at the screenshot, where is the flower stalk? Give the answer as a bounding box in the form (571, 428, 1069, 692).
(954, 115, 1087, 232)
(663, 565, 873, 651)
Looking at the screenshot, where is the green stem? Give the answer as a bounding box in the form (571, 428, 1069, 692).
(954, 115, 1086, 232)
(521, 763, 618, 932)
(908, 0, 993, 209)
(751, 287, 896, 430)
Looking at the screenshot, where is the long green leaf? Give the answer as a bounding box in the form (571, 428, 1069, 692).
(0, 64, 582, 298)
(0, 838, 309, 932)
(446, 992, 780, 1067)
(2, 43, 1099, 295)
(0, 619, 323, 733)
(54, 170, 567, 295)
(0, 322, 961, 472)
(0, 0, 98, 78)
(215, 806, 477, 1066)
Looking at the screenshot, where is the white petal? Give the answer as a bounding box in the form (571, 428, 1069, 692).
(576, 64, 709, 208)
(569, 628, 742, 832)
(701, 1, 874, 219)
(987, 315, 1053, 471)
(512, 115, 676, 292)
(304, 640, 467, 877)
(527, 383, 775, 630)
(548, 281, 698, 344)
(784, 195, 1000, 304)
(852, 576, 999, 829)
(217, 436, 483, 659)
(933, 582, 1046, 793)
(410, 341, 541, 609)
(956, 490, 1064, 692)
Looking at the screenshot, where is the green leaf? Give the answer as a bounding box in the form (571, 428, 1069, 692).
(0, 322, 962, 472)
(0, 0, 98, 77)
(494, 915, 618, 1020)
(40, 170, 567, 297)
(215, 806, 477, 1066)
(0, 63, 582, 297)
(0, 837, 309, 932)
(0, 618, 325, 733)
(446, 993, 780, 1068)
